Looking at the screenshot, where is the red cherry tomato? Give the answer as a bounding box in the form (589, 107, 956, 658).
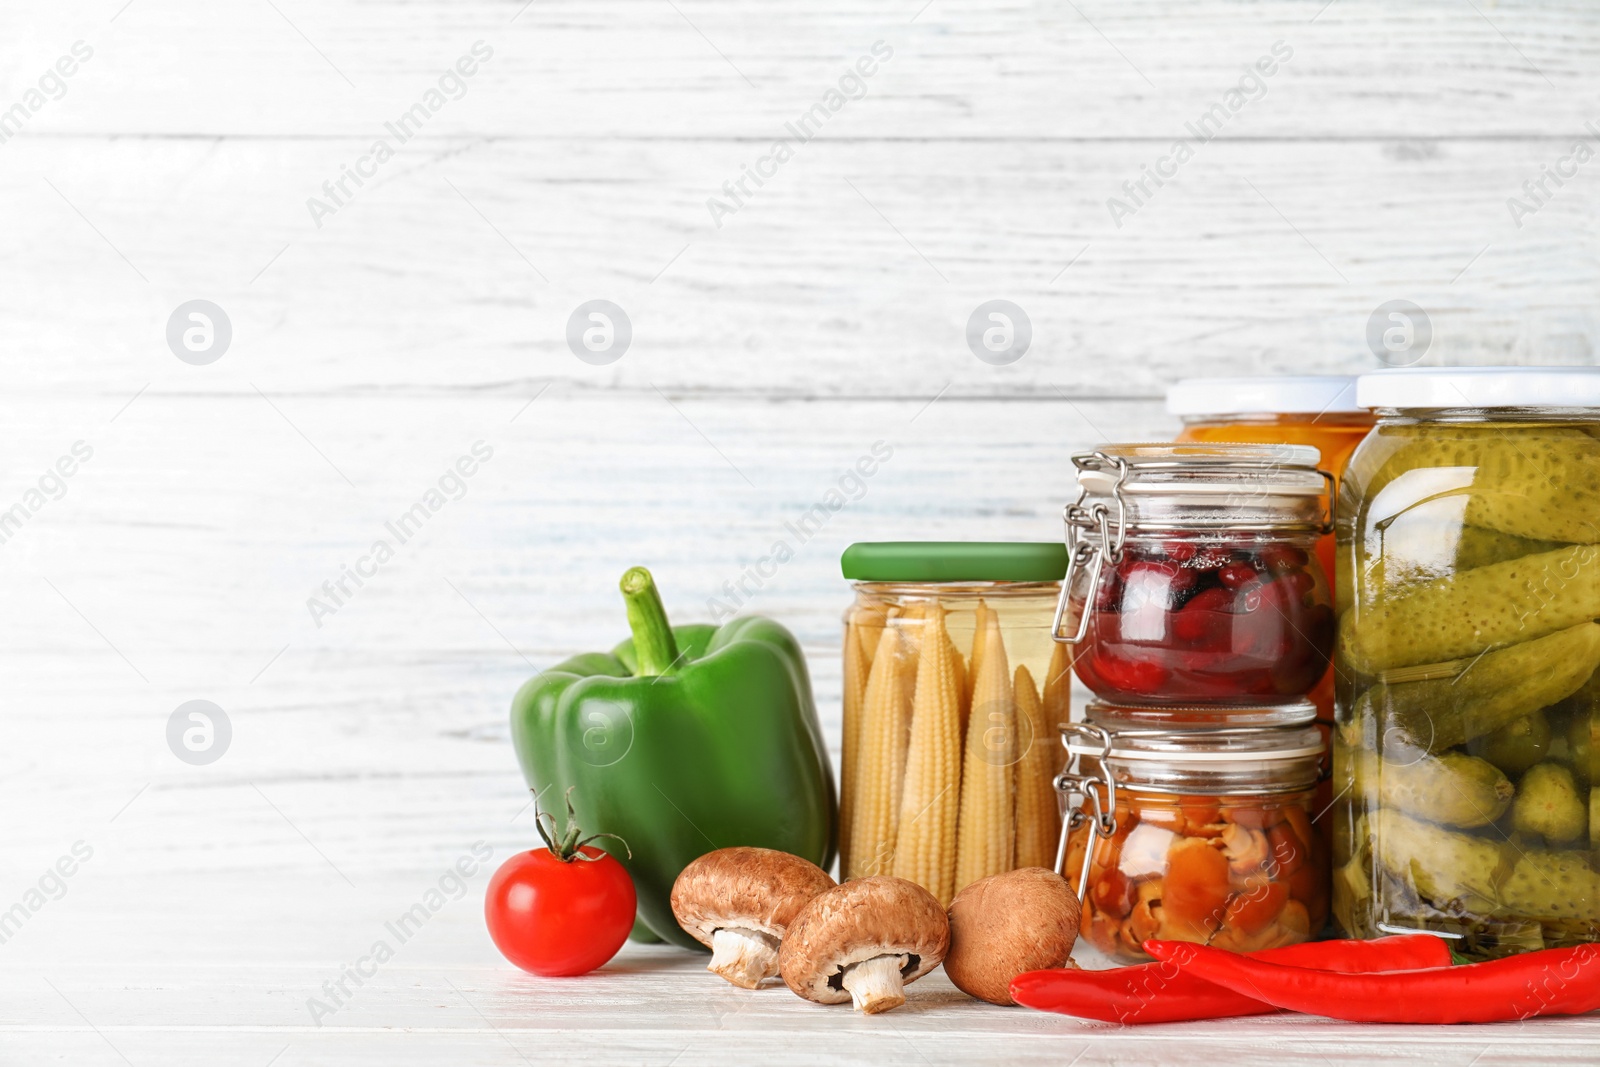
(484, 844, 636, 976)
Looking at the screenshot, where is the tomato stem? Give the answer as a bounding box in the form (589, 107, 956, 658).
(534, 787, 632, 863)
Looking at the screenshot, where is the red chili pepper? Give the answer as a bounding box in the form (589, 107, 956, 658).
(1010, 934, 1451, 1025)
(1145, 939, 1600, 1024)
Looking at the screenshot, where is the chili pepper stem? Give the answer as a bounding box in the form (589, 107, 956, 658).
(620, 566, 682, 677)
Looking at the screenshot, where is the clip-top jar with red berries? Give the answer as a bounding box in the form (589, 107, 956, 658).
(1051, 443, 1335, 707)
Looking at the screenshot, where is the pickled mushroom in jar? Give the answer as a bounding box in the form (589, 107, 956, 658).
(1073, 793, 1327, 964)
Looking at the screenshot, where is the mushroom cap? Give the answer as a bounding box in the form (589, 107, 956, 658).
(943, 867, 1081, 1006)
(778, 876, 950, 1005)
(670, 847, 836, 948)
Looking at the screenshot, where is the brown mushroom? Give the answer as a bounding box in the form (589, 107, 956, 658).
(670, 847, 836, 988)
(778, 876, 949, 1014)
(943, 867, 1081, 1006)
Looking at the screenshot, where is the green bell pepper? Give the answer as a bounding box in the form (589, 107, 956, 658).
(509, 566, 837, 949)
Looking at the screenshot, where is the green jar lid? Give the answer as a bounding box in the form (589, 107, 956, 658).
(841, 541, 1068, 582)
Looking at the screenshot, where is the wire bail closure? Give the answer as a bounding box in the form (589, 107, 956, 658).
(1053, 722, 1119, 904)
(1050, 451, 1128, 646)
(1050, 449, 1334, 645)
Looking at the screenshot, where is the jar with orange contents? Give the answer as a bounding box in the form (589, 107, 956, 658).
(1057, 704, 1328, 963)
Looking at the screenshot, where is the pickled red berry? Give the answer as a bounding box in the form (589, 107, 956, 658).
(1171, 587, 1235, 646)
(1241, 577, 1291, 616)
(1218, 561, 1258, 589)
(1075, 536, 1331, 705)
(1081, 652, 1169, 695)
(1119, 560, 1197, 608)
(1165, 540, 1199, 563)
(1281, 569, 1315, 602)
(1260, 544, 1309, 574)
(1094, 571, 1125, 611)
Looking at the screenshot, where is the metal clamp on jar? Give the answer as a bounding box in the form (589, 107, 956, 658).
(1054, 703, 1328, 963)
(1052, 443, 1336, 707)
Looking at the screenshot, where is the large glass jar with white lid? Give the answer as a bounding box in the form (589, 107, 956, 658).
(1334, 367, 1600, 960)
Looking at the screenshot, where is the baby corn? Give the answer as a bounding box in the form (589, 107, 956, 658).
(891, 604, 963, 903)
(1013, 664, 1061, 869)
(839, 615, 871, 870)
(845, 622, 913, 879)
(955, 620, 1016, 894)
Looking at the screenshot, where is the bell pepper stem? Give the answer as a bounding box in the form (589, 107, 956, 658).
(621, 566, 681, 677)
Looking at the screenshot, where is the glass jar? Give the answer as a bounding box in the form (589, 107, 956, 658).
(1334, 367, 1600, 961)
(1059, 703, 1328, 963)
(1054, 444, 1335, 706)
(839, 542, 1067, 905)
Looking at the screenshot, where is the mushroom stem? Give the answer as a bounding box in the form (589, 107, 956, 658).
(840, 954, 911, 1014)
(708, 928, 781, 989)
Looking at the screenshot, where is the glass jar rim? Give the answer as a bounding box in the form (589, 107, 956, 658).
(1373, 406, 1600, 422)
(1063, 720, 1323, 794)
(1072, 444, 1330, 528)
(1085, 700, 1316, 730)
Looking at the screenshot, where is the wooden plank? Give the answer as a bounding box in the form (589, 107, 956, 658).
(2, 137, 1592, 395)
(4, 1, 1598, 138)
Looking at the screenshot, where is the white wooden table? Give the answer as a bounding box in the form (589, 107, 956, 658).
(4, 1, 1600, 1062)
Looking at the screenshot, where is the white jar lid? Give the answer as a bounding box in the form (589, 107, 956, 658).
(1357, 367, 1600, 410)
(1166, 375, 1362, 417)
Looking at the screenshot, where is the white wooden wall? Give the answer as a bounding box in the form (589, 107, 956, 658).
(4, 2, 1599, 1063)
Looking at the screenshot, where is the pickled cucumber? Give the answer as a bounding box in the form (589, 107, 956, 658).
(1355, 623, 1600, 751)
(1373, 810, 1600, 920)
(1367, 430, 1600, 543)
(1512, 762, 1587, 843)
(1340, 548, 1600, 672)
(1351, 749, 1513, 828)
(1361, 525, 1563, 596)
(1568, 713, 1599, 788)
(1456, 527, 1564, 571)
(1475, 710, 1552, 777)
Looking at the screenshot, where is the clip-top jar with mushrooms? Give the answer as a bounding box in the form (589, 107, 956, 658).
(1058, 703, 1329, 963)
(839, 542, 1069, 905)
(1053, 444, 1336, 707)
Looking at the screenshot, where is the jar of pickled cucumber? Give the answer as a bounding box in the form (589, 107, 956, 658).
(839, 542, 1067, 905)
(1334, 367, 1600, 960)
(1054, 444, 1335, 706)
(1060, 703, 1328, 963)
